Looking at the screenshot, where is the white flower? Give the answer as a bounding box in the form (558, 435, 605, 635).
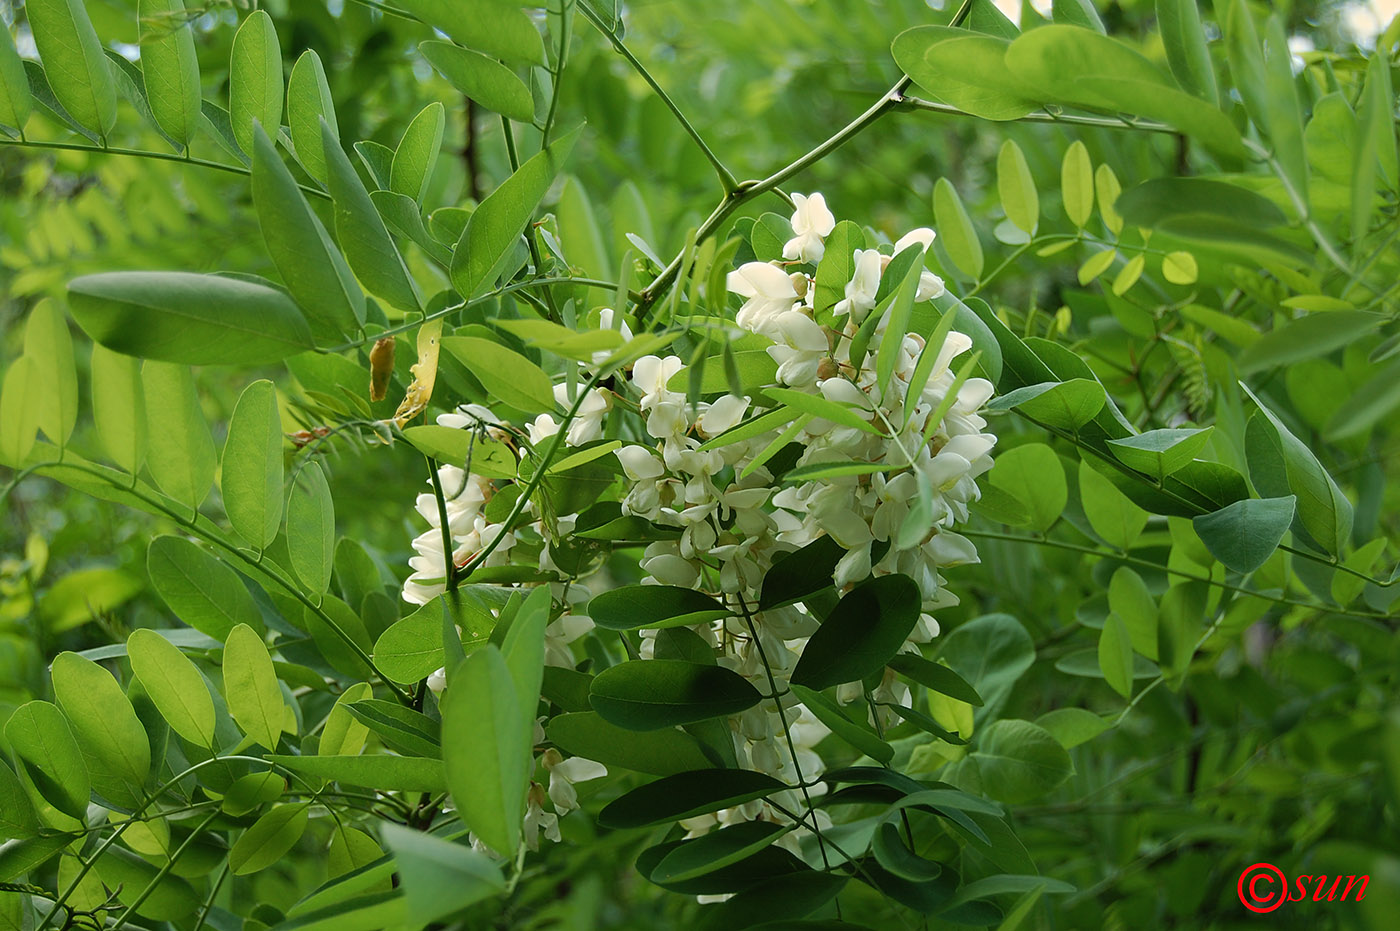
(783, 193, 836, 263)
(699, 395, 750, 437)
(591, 307, 635, 368)
(523, 783, 560, 851)
(615, 445, 664, 480)
(527, 413, 560, 445)
(426, 666, 448, 694)
(554, 383, 611, 446)
(727, 262, 800, 337)
(833, 249, 883, 319)
(542, 749, 608, 814)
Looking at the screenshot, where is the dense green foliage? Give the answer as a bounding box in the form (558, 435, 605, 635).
(1, 0, 1399, 929)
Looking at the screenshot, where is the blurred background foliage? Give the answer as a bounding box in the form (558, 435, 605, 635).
(2, 0, 1399, 928)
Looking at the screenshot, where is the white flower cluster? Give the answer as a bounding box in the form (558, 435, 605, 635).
(398, 194, 998, 860)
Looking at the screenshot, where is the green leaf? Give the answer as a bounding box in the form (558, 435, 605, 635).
(450, 127, 578, 297)
(689, 870, 847, 927)
(23, 300, 78, 448)
(987, 443, 1066, 532)
(390, 102, 445, 203)
(997, 140, 1038, 235)
(1105, 427, 1214, 480)
(588, 585, 730, 631)
(346, 700, 440, 758)
(1034, 707, 1111, 749)
(222, 771, 285, 816)
(590, 660, 761, 730)
(4, 700, 91, 819)
(142, 361, 216, 509)
(380, 824, 506, 927)
(223, 379, 285, 551)
(547, 712, 716, 776)
(766, 386, 880, 435)
(319, 683, 372, 757)
(1077, 249, 1115, 285)
(1108, 567, 1158, 660)
(813, 220, 863, 317)
(231, 803, 310, 875)
(69, 271, 315, 365)
(268, 755, 445, 794)
(288, 461, 335, 595)
(1079, 459, 1148, 550)
(1110, 254, 1145, 296)
(987, 379, 1105, 431)
(419, 41, 533, 123)
(872, 821, 942, 882)
(400, 425, 516, 479)
(0, 759, 40, 841)
(287, 50, 337, 185)
(650, 821, 790, 885)
(251, 123, 365, 342)
(395, 0, 545, 65)
(1053, 0, 1104, 31)
(597, 769, 787, 829)
(90, 344, 146, 474)
(1161, 251, 1198, 284)
(1098, 614, 1133, 699)
(0, 357, 39, 467)
(147, 535, 263, 641)
(127, 627, 216, 747)
(223, 623, 285, 749)
(1191, 495, 1296, 574)
(37, 567, 143, 632)
(791, 575, 921, 690)
(230, 10, 283, 156)
(1242, 384, 1352, 557)
(0, 25, 32, 133)
(877, 244, 927, 394)
(51, 652, 150, 810)
(374, 598, 452, 684)
(439, 336, 555, 412)
(1236, 311, 1384, 375)
(935, 177, 991, 277)
(27, 0, 116, 138)
(964, 719, 1072, 803)
(936, 613, 1035, 716)
(1061, 141, 1093, 228)
(1326, 355, 1400, 440)
(138, 0, 201, 146)
(1005, 25, 1245, 158)
(1354, 52, 1397, 244)
(887, 654, 984, 706)
(441, 645, 527, 856)
(1156, 0, 1218, 102)
(892, 28, 1038, 122)
(788, 684, 894, 764)
(501, 585, 549, 748)
(321, 120, 422, 313)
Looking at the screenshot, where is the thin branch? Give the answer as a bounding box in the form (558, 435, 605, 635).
(574, 0, 737, 193)
(0, 137, 329, 199)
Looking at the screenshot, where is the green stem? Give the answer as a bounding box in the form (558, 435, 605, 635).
(637, 76, 914, 318)
(898, 95, 1176, 136)
(321, 276, 627, 352)
(0, 137, 327, 199)
(189, 863, 230, 931)
(732, 599, 835, 875)
(960, 528, 1391, 620)
(575, 0, 737, 193)
(110, 811, 222, 930)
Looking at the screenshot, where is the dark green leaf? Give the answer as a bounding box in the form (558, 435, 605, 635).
(886, 654, 984, 706)
(791, 575, 921, 690)
(598, 769, 788, 829)
(288, 461, 335, 595)
(547, 711, 716, 776)
(231, 803, 310, 874)
(380, 823, 505, 926)
(1191, 495, 1296, 573)
(588, 585, 730, 631)
(441, 645, 527, 855)
(223, 379, 285, 550)
(148, 535, 263, 641)
(590, 660, 761, 730)
(4, 700, 90, 819)
(788, 684, 893, 764)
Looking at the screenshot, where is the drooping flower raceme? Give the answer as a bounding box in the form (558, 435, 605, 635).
(398, 192, 997, 860)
